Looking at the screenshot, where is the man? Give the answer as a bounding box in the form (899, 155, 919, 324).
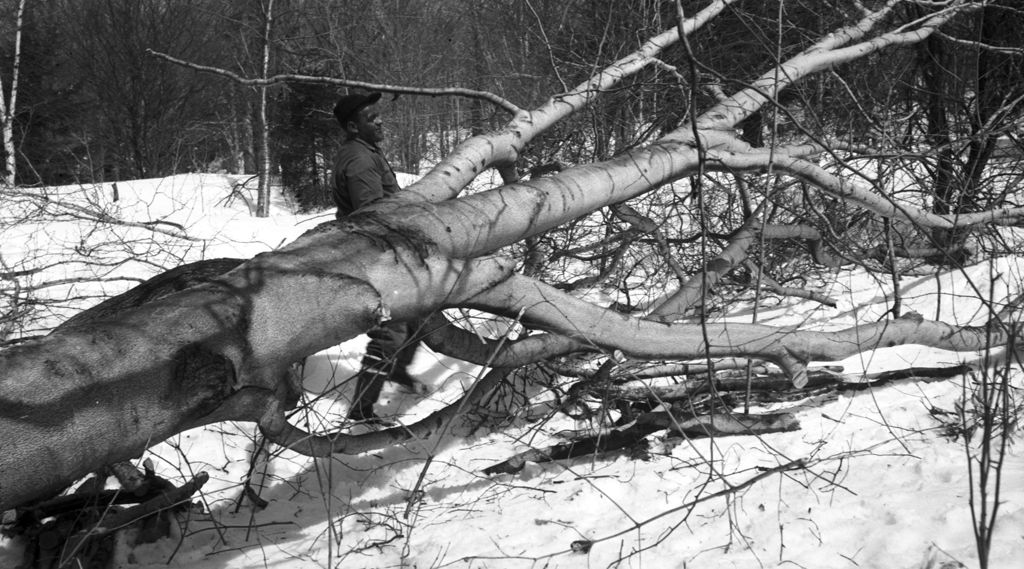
(332, 92, 399, 217)
(333, 91, 421, 423)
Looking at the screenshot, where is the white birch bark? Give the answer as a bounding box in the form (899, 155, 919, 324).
(0, 0, 26, 186)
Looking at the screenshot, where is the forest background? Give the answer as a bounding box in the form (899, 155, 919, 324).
(4, 0, 1014, 213)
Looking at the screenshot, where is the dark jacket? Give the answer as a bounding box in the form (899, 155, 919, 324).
(332, 138, 400, 219)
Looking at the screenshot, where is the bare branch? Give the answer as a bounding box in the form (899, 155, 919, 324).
(707, 147, 1024, 229)
(935, 31, 1024, 55)
(648, 216, 840, 321)
(611, 203, 689, 284)
(743, 259, 838, 307)
(145, 49, 522, 115)
(35, 193, 196, 240)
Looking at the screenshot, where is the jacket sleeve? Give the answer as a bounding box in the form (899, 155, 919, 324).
(344, 153, 385, 210)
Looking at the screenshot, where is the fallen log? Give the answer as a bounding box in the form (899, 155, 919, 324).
(599, 364, 971, 403)
(483, 411, 798, 475)
(485, 364, 971, 475)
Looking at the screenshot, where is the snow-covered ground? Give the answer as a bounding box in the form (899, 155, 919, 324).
(1, 174, 1021, 568)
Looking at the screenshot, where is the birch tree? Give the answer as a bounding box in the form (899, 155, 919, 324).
(2, 0, 1022, 515)
(255, 0, 275, 217)
(0, 0, 26, 186)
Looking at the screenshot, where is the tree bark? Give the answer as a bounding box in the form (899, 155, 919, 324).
(0, 0, 26, 186)
(256, 0, 274, 218)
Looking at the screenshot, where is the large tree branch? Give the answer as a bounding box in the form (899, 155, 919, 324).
(462, 272, 1014, 388)
(387, 138, 704, 258)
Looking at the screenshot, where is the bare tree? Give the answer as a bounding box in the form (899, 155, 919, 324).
(52, 0, 227, 180)
(0, 0, 26, 186)
(255, 0, 275, 217)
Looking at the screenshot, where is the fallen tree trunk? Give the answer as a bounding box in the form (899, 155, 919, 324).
(1, 0, 1016, 514)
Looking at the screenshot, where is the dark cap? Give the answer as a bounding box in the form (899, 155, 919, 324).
(333, 92, 382, 126)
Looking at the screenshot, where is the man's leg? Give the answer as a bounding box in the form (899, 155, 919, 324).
(348, 358, 387, 421)
(388, 322, 421, 391)
(348, 321, 414, 420)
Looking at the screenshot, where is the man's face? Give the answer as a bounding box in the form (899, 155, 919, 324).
(350, 105, 384, 144)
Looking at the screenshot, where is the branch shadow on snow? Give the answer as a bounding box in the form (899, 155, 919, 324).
(182, 355, 540, 563)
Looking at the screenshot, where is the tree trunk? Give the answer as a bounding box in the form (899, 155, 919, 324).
(255, 0, 275, 217)
(0, 0, 26, 186)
